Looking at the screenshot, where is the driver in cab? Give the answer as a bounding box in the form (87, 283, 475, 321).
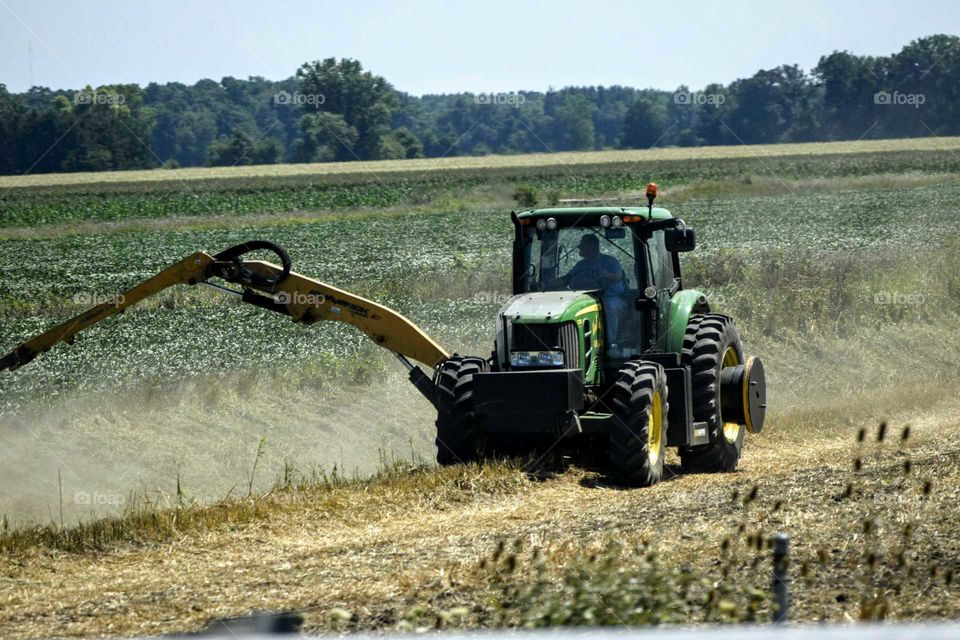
(557, 234, 627, 343)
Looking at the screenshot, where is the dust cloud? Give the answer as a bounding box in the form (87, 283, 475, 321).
(3, 318, 954, 529)
(0, 367, 436, 527)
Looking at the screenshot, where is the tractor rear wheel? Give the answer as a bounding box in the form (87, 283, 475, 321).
(608, 361, 668, 486)
(680, 314, 745, 473)
(434, 356, 488, 466)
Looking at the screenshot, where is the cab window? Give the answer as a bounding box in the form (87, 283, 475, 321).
(648, 230, 675, 290)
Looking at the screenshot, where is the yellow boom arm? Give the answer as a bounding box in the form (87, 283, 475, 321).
(1, 241, 450, 401)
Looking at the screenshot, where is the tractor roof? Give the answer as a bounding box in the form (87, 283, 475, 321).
(517, 206, 674, 223)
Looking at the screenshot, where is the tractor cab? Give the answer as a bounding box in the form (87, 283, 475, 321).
(510, 205, 696, 364)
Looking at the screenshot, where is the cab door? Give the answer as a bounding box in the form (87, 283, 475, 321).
(647, 229, 678, 350)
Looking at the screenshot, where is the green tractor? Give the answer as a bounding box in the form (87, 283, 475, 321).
(435, 187, 766, 485)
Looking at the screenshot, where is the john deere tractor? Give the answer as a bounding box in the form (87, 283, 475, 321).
(434, 186, 765, 485)
(2, 185, 765, 487)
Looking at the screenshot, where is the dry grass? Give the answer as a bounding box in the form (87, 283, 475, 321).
(0, 460, 530, 554)
(1, 373, 958, 637)
(2, 136, 958, 191)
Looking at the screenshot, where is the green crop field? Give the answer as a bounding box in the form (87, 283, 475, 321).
(3, 137, 960, 229)
(2, 142, 960, 635)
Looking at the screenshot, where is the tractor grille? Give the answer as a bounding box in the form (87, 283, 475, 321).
(510, 321, 580, 368)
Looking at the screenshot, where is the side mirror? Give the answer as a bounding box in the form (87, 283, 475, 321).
(665, 227, 696, 252)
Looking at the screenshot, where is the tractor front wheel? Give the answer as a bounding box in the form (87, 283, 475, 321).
(608, 361, 668, 486)
(434, 356, 488, 466)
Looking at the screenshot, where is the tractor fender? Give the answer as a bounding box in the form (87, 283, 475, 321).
(665, 289, 710, 354)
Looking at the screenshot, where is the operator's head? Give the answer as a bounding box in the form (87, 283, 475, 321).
(578, 234, 600, 258)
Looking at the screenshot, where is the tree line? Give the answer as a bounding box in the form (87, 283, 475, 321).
(0, 35, 956, 175)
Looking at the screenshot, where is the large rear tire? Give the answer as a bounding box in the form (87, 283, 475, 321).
(679, 314, 745, 473)
(608, 361, 668, 486)
(434, 356, 488, 466)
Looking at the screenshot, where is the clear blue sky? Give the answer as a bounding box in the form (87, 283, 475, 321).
(0, 0, 956, 95)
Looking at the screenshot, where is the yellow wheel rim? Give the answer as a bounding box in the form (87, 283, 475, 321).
(721, 347, 741, 444)
(649, 390, 663, 465)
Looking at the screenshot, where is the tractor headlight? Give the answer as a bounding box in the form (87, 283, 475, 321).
(536, 218, 547, 231)
(611, 215, 623, 228)
(599, 214, 611, 228)
(510, 350, 565, 368)
(546, 217, 558, 230)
